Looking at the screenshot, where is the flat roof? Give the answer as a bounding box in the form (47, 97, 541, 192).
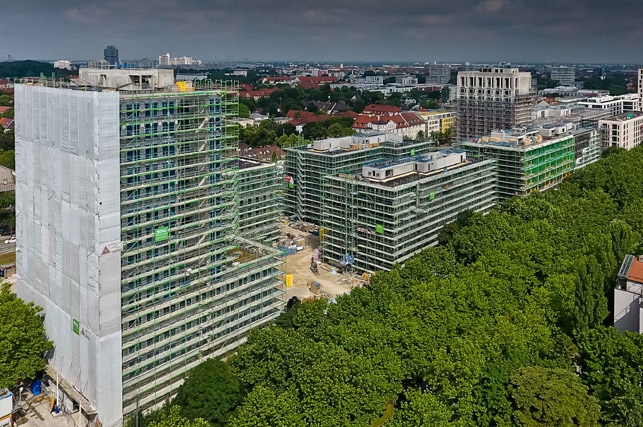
(601, 111, 643, 122)
(331, 156, 489, 189)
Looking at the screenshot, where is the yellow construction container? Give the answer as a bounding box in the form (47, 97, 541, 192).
(319, 228, 327, 240)
(285, 274, 293, 287)
(176, 81, 188, 92)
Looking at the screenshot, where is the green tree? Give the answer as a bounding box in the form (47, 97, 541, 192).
(228, 386, 304, 427)
(415, 130, 425, 141)
(326, 122, 354, 138)
(1, 108, 13, 119)
(440, 86, 451, 103)
(305, 102, 319, 113)
(509, 366, 600, 427)
(148, 406, 210, 427)
(172, 359, 243, 427)
(0, 95, 12, 107)
(576, 327, 643, 426)
(388, 391, 460, 427)
(0, 283, 53, 388)
(238, 103, 250, 118)
(0, 150, 15, 169)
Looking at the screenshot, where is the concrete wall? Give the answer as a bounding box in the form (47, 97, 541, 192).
(614, 288, 641, 334)
(15, 85, 123, 426)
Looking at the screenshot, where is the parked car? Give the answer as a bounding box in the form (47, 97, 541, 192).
(4, 236, 15, 244)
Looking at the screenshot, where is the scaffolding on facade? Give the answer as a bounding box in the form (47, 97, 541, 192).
(237, 159, 282, 245)
(322, 158, 498, 273)
(115, 84, 284, 417)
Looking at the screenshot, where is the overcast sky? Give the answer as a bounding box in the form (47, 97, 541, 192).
(1, 0, 641, 63)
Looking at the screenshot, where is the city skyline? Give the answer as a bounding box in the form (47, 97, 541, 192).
(2, 0, 643, 63)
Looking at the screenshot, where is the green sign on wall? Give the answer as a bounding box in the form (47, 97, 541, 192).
(430, 192, 436, 200)
(155, 226, 169, 242)
(72, 318, 80, 335)
(376, 224, 384, 234)
(410, 149, 416, 156)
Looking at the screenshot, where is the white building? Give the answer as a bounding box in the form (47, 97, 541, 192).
(614, 255, 643, 334)
(158, 53, 201, 67)
(53, 60, 72, 70)
(395, 75, 418, 85)
(639, 69, 643, 112)
(550, 66, 576, 86)
(598, 111, 643, 150)
(78, 68, 175, 90)
(578, 94, 639, 116)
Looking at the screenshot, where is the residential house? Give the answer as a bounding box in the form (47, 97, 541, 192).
(353, 112, 425, 139)
(240, 87, 279, 101)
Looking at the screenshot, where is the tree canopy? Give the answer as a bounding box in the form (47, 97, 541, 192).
(172, 359, 243, 427)
(148, 406, 210, 427)
(0, 60, 75, 79)
(0, 283, 53, 388)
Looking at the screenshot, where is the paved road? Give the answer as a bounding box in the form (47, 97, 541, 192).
(0, 234, 16, 256)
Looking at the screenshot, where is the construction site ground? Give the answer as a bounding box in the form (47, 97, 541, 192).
(280, 224, 363, 301)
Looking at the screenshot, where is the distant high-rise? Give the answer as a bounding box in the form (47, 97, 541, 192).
(456, 68, 534, 140)
(428, 63, 451, 85)
(550, 66, 576, 86)
(104, 45, 119, 65)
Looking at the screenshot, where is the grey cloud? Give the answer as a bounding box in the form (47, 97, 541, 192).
(0, 0, 641, 63)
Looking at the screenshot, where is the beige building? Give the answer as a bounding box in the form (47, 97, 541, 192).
(598, 111, 643, 150)
(417, 110, 455, 135)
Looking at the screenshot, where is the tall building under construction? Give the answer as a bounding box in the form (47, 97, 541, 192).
(14, 69, 284, 426)
(456, 68, 534, 140)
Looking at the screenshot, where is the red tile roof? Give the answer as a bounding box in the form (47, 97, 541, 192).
(352, 112, 423, 130)
(296, 76, 338, 89)
(239, 84, 254, 92)
(240, 87, 278, 99)
(0, 107, 10, 114)
(0, 118, 13, 130)
(363, 104, 402, 114)
(627, 257, 643, 283)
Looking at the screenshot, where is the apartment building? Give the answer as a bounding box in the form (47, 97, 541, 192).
(599, 111, 643, 150)
(578, 94, 639, 116)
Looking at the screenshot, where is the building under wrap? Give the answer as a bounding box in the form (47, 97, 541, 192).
(15, 74, 284, 426)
